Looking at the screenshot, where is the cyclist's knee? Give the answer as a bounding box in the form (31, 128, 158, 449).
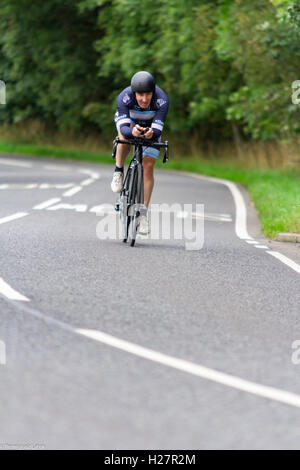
(143, 156, 155, 177)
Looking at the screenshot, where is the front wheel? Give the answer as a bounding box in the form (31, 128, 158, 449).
(119, 194, 128, 242)
(128, 215, 139, 247)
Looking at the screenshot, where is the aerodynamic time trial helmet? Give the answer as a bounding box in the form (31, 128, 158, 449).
(131, 71, 155, 93)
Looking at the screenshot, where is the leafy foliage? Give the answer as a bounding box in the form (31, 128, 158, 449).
(0, 0, 300, 141)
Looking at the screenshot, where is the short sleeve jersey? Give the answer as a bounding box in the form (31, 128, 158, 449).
(114, 85, 169, 140)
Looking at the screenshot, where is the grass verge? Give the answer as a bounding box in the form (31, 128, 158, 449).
(0, 139, 299, 239)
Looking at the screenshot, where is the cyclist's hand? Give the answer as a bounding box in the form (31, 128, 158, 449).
(132, 125, 143, 137)
(144, 128, 154, 139)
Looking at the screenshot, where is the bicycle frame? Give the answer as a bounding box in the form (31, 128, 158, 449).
(112, 135, 169, 246)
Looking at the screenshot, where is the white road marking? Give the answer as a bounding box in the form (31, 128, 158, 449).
(255, 245, 268, 249)
(91, 205, 231, 222)
(3, 291, 300, 410)
(267, 251, 300, 275)
(0, 278, 29, 301)
(47, 203, 87, 212)
(0, 212, 28, 225)
(44, 164, 71, 171)
(186, 172, 300, 276)
(0, 183, 75, 190)
(77, 328, 300, 409)
(80, 178, 94, 186)
(63, 186, 82, 197)
(90, 205, 115, 214)
(33, 198, 61, 210)
(39, 183, 74, 189)
(182, 172, 252, 240)
(78, 169, 100, 179)
(246, 240, 258, 244)
(192, 212, 232, 222)
(0, 158, 32, 168)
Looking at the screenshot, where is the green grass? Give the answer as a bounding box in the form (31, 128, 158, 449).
(0, 139, 299, 239)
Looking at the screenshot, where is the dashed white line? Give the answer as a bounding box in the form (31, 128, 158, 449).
(0, 278, 29, 301)
(33, 198, 61, 210)
(47, 203, 87, 212)
(44, 164, 71, 172)
(80, 178, 94, 186)
(78, 169, 100, 179)
(255, 245, 268, 249)
(63, 186, 82, 197)
(39, 183, 74, 189)
(0, 212, 28, 225)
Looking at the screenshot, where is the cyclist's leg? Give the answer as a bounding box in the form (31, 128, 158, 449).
(116, 129, 130, 167)
(111, 124, 132, 193)
(142, 155, 156, 208)
(142, 145, 159, 208)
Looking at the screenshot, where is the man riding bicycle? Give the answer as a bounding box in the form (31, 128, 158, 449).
(111, 71, 169, 235)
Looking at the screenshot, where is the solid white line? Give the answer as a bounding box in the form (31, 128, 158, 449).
(0, 158, 32, 168)
(223, 180, 251, 240)
(33, 198, 61, 210)
(0, 212, 28, 225)
(267, 251, 300, 275)
(63, 186, 82, 197)
(76, 328, 300, 409)
(0, 278, 29, 301)
(3, 293, 300, 409)
(182, 171, 252, 240)
(186, 171, 300, 276)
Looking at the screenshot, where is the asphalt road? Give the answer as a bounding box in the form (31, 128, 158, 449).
(0, 153, 300, 450)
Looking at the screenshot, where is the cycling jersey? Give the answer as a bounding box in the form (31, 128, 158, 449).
(114, 85, 169, 140)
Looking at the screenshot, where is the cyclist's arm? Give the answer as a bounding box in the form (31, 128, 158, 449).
(151, 93, 169, 139)
(115, 93, 133, 139)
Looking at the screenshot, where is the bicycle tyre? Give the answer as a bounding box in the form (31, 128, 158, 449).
(127, 170, 138, 247)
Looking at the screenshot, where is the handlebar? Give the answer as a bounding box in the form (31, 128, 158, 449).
(112, 135, 169, 163)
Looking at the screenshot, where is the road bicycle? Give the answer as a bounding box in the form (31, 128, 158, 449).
(112, 132, 169, 247)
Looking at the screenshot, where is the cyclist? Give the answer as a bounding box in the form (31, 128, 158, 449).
(111, 71, 169, 234)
